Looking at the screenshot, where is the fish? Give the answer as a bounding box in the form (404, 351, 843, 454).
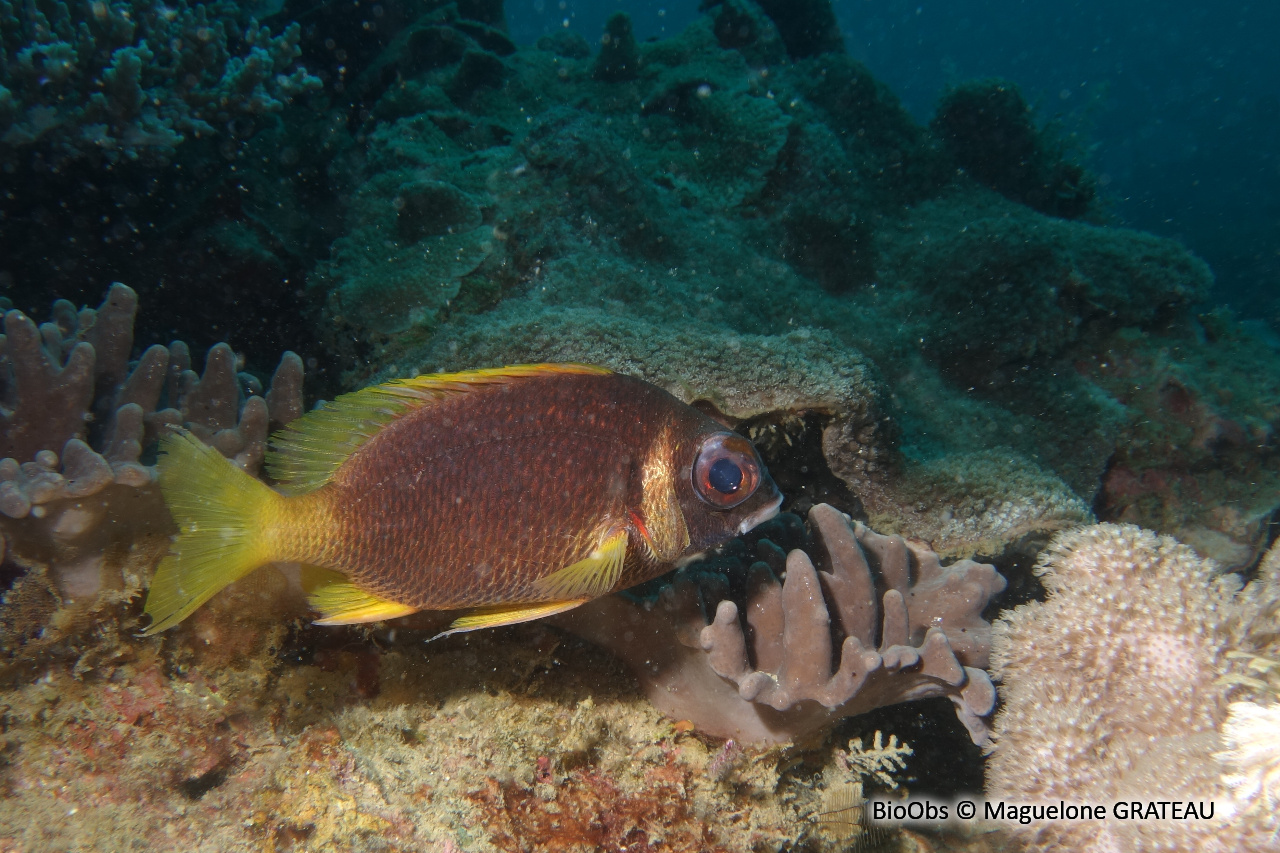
(142, 363, 783, 636)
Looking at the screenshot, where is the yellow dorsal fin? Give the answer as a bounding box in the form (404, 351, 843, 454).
(434, 599, 587, 640)
(532, 527, 629, 600)
(302, 566, 417, 625)
(266, 363, 610, 495)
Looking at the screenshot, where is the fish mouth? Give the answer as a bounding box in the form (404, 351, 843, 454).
(737, 492, 784, 536)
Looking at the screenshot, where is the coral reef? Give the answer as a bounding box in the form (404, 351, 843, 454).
(931, 79, 1095, 219)
(3, 0, 1272, 569)
(856, 451, 1094, 562)
(986, 523, 1280, 850)
(3, 0, 1280, 847)
(559, 504, 1005, 747)
(401, 304, 891, 474)
(743, 0, 844, 60)
(0, 0, 320, 167)
(593, 12, 641, 83)
(0, 284, 303, 608)
(313, 2, 1259, 564)
(0, 584, 873, 852)
(876, 192, 1211, 387)
(1088, 321, 1280, 569)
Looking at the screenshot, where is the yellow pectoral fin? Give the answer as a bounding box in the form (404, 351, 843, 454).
(532, 527, 629, 601)
(433, 599, 587, 640)
(302, 566, 417, 625)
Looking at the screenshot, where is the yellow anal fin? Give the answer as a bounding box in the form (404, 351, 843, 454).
(532, 527, 629, 601)
(433, 599, 587, 640)
(303, 567, 417, 625)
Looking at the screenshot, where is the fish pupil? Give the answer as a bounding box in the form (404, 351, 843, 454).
(708, 458, 743, 494)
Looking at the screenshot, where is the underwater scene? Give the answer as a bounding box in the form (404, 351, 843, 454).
(1, 0, 1278, 850)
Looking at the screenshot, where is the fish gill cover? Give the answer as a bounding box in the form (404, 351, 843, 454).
(0, 0, 1279, 850)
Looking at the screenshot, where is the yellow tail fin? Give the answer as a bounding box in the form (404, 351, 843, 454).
(142, 429, 283, 634)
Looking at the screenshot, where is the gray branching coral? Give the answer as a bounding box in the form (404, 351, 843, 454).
(0, 0, 320, 166)
(559, 503, 1006, 745)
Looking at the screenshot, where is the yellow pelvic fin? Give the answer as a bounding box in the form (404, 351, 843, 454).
(302, 566, 417, 625)
(434, 599, 587, 640)
(531, 527, 629, 601)
(266, 363, 612, 495)
(142, 430, 284, 635)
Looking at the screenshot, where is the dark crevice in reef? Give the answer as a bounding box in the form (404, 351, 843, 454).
(179, 768, 229, 800)
(740, 413, 862, 522)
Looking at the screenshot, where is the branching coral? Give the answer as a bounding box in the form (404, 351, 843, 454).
(0, 0, 321, 166)
(0, 284, 303, 610)
(986, 523, 1280, 850)
(559, 504, 1005, 746)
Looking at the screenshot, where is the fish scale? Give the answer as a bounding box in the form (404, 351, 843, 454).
(142, 364, 783, 636)
(325, 388, 646, 608)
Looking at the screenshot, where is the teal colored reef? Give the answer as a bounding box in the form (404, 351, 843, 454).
(2, 0, 1280, 850)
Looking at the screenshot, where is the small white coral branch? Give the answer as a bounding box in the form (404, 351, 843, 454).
(1217, 700, 1280, 814)
(838, 730, 913, 790)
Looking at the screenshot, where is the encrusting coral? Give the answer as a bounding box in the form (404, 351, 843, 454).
(855, 450, 1094, 562)
(560, 503, 1006, 746)
(986, 523, 1280, 851)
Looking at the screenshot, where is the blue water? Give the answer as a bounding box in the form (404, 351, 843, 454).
(510, 0, 1280, 322)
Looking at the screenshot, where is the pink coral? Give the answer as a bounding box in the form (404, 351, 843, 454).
(559, 503, 1005, 745)
(0, 284, 304, 606)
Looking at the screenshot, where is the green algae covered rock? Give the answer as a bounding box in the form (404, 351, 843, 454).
(319, 171, 492, 335)
(398, 301, 887, 433)
(877, 192, 1212, 384)
(310, 2, 1267, 564)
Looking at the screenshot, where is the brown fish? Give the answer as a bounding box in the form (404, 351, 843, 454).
(142, 364, 782, 636)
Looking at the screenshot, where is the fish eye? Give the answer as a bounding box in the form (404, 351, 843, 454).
(693, 432, 761, 509)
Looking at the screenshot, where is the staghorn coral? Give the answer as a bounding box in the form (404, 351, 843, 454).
(0, 0, 320, 167)
(986, 523, 1280, 851)
(0, 284, 303, 617)
(559, 503, 1005, 746)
